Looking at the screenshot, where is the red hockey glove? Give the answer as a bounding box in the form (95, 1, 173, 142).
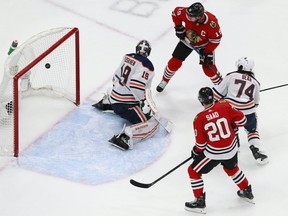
(174, 25, 186, 40)
(200, 52, 214, 67)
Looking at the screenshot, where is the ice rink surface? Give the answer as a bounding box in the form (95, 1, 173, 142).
(1, 0, 288, 215)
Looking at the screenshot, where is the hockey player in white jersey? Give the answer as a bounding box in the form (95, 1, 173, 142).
(93, 40, 160, 150)
(212, 57, 268, 165)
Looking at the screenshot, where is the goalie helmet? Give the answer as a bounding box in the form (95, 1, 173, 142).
(198, 87, 214, 105)
(235, 57, 255, 72)
(136, 40, 151, 57)
(186, 2, 204, 17)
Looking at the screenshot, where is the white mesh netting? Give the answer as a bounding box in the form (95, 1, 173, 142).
(0, 27, 79, 156)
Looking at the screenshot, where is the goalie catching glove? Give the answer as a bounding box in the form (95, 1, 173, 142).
(140, 99, 152, 115)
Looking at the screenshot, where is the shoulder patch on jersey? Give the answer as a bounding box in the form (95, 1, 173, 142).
(210, 21, 217, 28)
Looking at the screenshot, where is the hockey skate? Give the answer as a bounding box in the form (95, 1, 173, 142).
(185, 192, 206, 214)
(237, 185, 255, 204)
(109, 133, 130, 150)
(249, 145, 268, 165)
(92, 94, 113, 111)
(156, 80, 168, 92)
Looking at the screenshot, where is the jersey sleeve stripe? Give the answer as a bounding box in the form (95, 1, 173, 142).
(110, 90, 137, 103)
(234, 116, 247, 127)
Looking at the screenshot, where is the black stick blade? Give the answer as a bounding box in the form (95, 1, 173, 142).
(130, 179, 153, 189)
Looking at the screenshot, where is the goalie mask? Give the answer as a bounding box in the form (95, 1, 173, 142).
(136, 40, 151, 57)
(235, 57, 255, 72)
(198, 87, 214, 105)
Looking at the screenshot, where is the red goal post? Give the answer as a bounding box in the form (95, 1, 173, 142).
(0, 27, 80, 157)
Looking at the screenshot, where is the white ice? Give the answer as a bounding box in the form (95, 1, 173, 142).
(1, 0, 288, 215)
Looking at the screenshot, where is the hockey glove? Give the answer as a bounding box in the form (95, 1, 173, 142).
(141, 99, 152, 115)
(200, 52, 214, 67)
(191, 146, 200, 159)
(175, 25, 186, 40)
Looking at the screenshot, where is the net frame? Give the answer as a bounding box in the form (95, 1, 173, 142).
(1, 27, 80, 157)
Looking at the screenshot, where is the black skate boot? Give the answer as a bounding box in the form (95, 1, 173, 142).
(156, 80, 168, 92)
(109, 133, 130, 150)
(249, 145, 268, 165)
(237, 185, 255, 204)
(92, 94, 113, 111)
(185, 192, 206, 214)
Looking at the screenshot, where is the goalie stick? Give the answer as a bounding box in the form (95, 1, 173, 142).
(115, 74, 173, 133)
(130, 156, 193, 189)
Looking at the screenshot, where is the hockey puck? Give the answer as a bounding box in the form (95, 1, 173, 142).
(45, 63, 51, 69)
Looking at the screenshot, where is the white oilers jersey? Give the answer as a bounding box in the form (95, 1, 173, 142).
(109, 53, 154, 104)
(212, 71, 260, 115)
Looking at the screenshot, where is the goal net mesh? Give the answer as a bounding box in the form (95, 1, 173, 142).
(0, 27, 80, 157)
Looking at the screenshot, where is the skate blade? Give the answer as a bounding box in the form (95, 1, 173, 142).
(184, 207, 206, 214)
(110, 143, 127, 151)
(256, 158, 269, 165)
(108, 136, 129, 151)
(239, 197, 255, 204)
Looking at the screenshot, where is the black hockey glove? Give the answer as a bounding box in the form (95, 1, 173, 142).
(174, 25, 186, 40)
(200, 52, 214, 67)
(191, 146, 200, 159)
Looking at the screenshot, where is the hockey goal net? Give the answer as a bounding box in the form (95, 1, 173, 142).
(0, 27, 80, 157)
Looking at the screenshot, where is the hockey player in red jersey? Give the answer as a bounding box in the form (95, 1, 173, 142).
(157, 2, 223, 92)
(185, 87, 254, 213)
(212, 57, 268, 165)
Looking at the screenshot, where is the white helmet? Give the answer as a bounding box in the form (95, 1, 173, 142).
(235, 57, 255, 72)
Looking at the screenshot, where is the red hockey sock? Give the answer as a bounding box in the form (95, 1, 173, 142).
(162, 57, 183, 82)
(202, 65, 223, 85)
(188, 165, 204, 198)
(223, 166, 249, 190)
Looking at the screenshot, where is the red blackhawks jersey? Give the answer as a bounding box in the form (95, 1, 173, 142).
(193, 101, 247, 160)
(172, 7, 222, 53)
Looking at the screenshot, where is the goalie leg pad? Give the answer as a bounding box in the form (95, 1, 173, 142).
(124, 117, 159, 145)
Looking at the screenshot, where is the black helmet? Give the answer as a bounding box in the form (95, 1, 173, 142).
(187, 2, 204, 17)
(136, 40, 151, 57)
(198, 87, 214, 104)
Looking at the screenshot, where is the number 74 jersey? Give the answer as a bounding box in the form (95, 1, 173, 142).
(193, 101, 247, 160)
(212, 71, 260, 115)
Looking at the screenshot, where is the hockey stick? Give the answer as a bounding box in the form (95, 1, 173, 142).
(115, 74, 173, 133)
(181, 37, 222, 82)
(130, 156, 193, 189)
(260, 83, 288, 92)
